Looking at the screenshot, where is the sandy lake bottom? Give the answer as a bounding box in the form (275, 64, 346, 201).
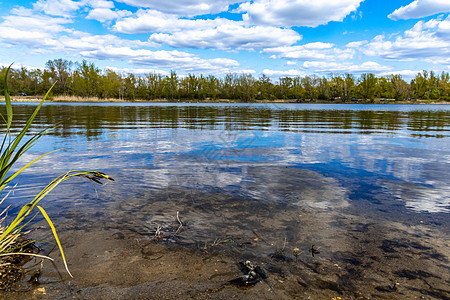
(1, 166, 449, 300)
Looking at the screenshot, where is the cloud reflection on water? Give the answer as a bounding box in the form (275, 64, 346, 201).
(6, 103, 450, 214)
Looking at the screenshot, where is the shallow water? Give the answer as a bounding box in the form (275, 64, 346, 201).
(1, 103, 449, 299)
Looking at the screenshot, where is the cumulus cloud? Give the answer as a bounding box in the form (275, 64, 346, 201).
(388, 0, 450, 20)
(87, 0, 113, 8)
(33, 0, 85, 17)
(360, 17, 450, 63)
(379, 70, 422, 79)
(0, 9, 71, 33)
(86, 8, 132, 22)
(0, 11, 72, 47)
(114, 9, 301, 50)
(149, 25, 300, 50)
(105, 66, 170, 76)
(302, 61, 393, 73)
(79, 46, 241, 73)
(115, 0, 237, 16)
(238, 0, 363, 27)
(84, 0, 133, 22)
(346, 40, 368, 48)
(263, 42, 354, 61)
(57, 31, 154, 51)
(113, 10, 231, 34)
(262, 69, 306, 78)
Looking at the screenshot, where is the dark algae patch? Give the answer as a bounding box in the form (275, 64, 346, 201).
(0, 237, 37, 291)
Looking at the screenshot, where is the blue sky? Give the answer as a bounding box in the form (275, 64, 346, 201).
(0, 0, 449, 80)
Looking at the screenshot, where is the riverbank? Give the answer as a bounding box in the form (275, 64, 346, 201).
(8, 95, 450, 105)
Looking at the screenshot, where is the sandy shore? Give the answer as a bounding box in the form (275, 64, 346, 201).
(8, 95, 450, 104)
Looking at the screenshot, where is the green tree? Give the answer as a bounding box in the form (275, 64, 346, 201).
(100, 69, 123, 99)
(206, 75, 219, 100)
(222, 73, 237, 99)
(236, 73, 256, 102)
(256, 74, 273, 100)
(438, 72, 450, 100)
(277, 77, 293, 99)
(123, 73, 137, 100)
(329, 75, 345, 100)
(301, 75, 319, 100)
(411, 71, 430, 99)
(388, 74, 409, 100)
(162, 71, 179, 100)
(72, 60, 101, 97)
(146, 73, 164, 100)
(180, 74, 199, 99)
(343, 73, 356, 101)
(45, 59, 73, 95)
(358, 73, 377, 100)
(317, 77, 330, 100)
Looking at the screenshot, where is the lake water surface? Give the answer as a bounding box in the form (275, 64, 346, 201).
(2, 103, 449, 298)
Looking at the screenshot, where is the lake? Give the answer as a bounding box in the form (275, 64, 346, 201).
(2, 103, 450, 299)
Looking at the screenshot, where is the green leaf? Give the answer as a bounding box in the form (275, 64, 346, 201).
(36, 205, 72, 277)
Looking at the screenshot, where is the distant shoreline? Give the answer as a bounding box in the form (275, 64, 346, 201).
(7, 96, 450, 105)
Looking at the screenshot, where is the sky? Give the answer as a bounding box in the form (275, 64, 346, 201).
(0, 0, 449, 80)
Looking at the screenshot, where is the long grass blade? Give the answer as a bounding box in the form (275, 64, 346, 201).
(35, 205, 72, 277)
(4, 64, 13, 132)
(0, 252, 54, 261)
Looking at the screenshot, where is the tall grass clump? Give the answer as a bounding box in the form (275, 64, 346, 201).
(0, 65, 113, 280)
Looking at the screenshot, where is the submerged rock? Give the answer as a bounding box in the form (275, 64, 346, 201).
(227, 260, 267, 287)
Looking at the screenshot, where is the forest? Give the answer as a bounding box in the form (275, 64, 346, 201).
(1, 59, 449, 102)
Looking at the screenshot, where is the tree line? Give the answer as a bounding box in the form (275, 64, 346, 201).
(1, 59, 449, 102)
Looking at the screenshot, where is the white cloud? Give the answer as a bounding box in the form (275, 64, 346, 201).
(0, 11, 71, 33)
(85, 0, 133, 22)
(149, 25, 300, 50)
(105, 66, 170, 76)
(114, 9, 301, 50)
(346, 40, 367, 48)
(88, 0, 113, 8)
(262, 69, 306, 77)
(113, 10, 231, 34)
(238, 0, 363, 27)
(378, 70, 421, 78)
(302, 61, 393, 73)
(33, 0, 85, 17)
(58, 32, 154, 51)
(360, 17, 450, 63)
(0, 12, 72, 47)
(79, 46, 241, 73)
(388, 0, 450, 20)
(115, 0, 237, 16)
(263, 42, 354, 61)
(86, 8, 132, 22)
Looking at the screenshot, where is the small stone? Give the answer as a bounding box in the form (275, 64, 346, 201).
(35, 287, 46, 295)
